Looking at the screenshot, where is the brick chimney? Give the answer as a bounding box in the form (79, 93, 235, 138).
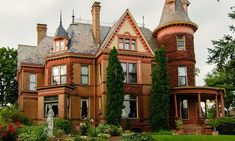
(91, 2, 101, 44)
(37, 24, 47, 45)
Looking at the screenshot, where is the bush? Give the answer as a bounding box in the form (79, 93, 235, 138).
(216, 117, 235, 135)
(96, 124, 110, 134)
(108, 125, 122, 136)
(54, 119, 72, 134)
(154, 130, 173, 135)
(80, 120, 92, 136)
(18, 125, 48, 141)
(53, 127, 65, 138)
(175, 119, 183, 130)
(121, 133, 154, 141)
(97, 133, 110, 139)
(1, 106, 33, 125)
(88, 128, 100, 137)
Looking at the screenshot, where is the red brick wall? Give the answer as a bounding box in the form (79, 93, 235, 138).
(157, 32, 196, 87)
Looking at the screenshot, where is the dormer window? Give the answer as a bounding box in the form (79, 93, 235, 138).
(118, 33, 137, 51)
(54, 40, 66, 52)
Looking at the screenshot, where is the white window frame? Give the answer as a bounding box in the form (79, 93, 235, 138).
(29, 74, 36, 90)
(80, 98, 89, 119)
(178, 66, 187, 86)
(177, 35, 185, 50)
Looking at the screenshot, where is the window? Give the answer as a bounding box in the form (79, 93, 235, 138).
(52, 65, 66, 85)
(177, 35, 185, 50)
(118, 36, 136, 50)
(98, 63, 102, 84)
(66, 95, 70, 119)
(44, 96, 58, 118)
(178, 66, 187, 86)
(122, 95, 137, 119)
(54, 40, 65, 52)
(29, 74, 36, 90)
(180, 99, 188, 119)
(81, 65, 89, 85)
(121, 62, 137, 83)
(80, 98, 89, 119)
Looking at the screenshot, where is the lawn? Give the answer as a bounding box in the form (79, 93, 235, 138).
(152, 135, 235, 141)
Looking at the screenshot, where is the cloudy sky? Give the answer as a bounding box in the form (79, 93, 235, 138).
(0, 0, 234, 85)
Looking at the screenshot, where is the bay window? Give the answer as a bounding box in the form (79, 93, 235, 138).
(81, 65, 89, 85)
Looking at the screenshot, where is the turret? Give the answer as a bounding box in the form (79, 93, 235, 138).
(154, 0, 198, 87)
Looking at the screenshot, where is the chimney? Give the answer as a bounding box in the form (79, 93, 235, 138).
(37, 24, 47, 45)
(91, 2, 101, 44)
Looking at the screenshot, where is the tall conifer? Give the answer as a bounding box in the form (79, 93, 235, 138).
(105, 47, 125, 125)
(150, 48, 170, 130)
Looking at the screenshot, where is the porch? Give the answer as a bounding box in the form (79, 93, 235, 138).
(170, 86, 225, 134)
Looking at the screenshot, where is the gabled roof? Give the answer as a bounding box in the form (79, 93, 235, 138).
(98, 9, 154, 55)
(154, 0, 197, 33)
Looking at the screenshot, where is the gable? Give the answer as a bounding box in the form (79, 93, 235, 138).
(100, 10, 153, 55)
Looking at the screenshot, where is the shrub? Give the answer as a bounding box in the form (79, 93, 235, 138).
(208, 119, 219, 131)
(53, 127, 65, 138)
(80, 120, 92, 136)
(54, 119, 72, 134)
(1, 106, 33, 125)
(154, 130, 173, 135)
(97, 133, 110, 139)
(108, 125, 122, 136)
(216, 117, 235, 135)
(88, 128, 100, 137)
(96, 124, 110, 134)
(175, 119, 183, 130)
(18, 125, 48, 141)
(121, 133, 154, 141)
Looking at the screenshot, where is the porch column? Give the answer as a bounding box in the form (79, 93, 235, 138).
(198, 93, 202, 118)
(174, 94, 179, 118)
(221, 94, 225, 117)
(215, 94, 219, 118)
(205, 100, 208, 119)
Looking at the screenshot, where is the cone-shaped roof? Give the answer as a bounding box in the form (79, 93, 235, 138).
(54, 11, 70, 39)
(154, 0, 197, 33)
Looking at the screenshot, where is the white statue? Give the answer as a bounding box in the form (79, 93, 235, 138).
(46, 105, 54, 137)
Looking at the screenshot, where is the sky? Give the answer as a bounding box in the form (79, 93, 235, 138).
(0, 0, 234, 86)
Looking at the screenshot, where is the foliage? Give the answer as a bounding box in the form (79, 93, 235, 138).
(105, 47, 125, 126)
(54, 119, 72, 134)
(97, 133, 110, 139)
(150, 48, 170, 131)
(206, 10, 235, 111)
(121, 133, 154, 141)
(216, 117, 235, 134)
(208, 119, 220, 131)
(88, 128, 99, 137)
(18, 125, 48, 141)
(96, 124, 110, 134)
(205, 70, 235, 112)
(175, 119, 183, 130)
(0, 106, 33, 125)
(108, 125, 122, 136)
(0, 47, 18, 106)
(53, 127, 65, 138)
(80, 120, 92, 136)
(0, 122, 21, 141)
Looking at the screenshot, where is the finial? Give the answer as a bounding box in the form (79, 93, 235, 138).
(60, 10, 62, 25)
(72, 9, 75, 24)
(142, 16, 145, 28)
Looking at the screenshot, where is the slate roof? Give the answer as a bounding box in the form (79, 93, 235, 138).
(155, 0, 197, 32)
(18, 15, 156, 68)
(54, 24, 69, 39)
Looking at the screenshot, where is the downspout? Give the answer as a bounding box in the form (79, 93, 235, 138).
(93, 59, 96, 126)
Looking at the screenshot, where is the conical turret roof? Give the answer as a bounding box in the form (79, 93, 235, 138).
(54, 24, 69, 39)
(154, 0, 197, 33)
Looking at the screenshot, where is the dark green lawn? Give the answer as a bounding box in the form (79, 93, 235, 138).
(152, 135, 235, 141)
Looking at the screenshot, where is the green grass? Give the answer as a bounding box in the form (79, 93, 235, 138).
(152, 135, 235, 141)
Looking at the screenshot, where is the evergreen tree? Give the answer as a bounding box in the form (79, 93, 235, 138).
(105, 47, 125, 126)
(150, 48, 170, 131)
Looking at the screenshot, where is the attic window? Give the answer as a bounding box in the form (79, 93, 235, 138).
(118, 35, 137, 51)
(54, 40, 66, 52)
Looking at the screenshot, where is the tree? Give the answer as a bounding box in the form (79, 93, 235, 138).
(0, 47, 18, 106)
(105, 47, 125, 126)
(206, 9, 235, 112)
(205, 70, 235, 115)
(150, 48, 170, 131)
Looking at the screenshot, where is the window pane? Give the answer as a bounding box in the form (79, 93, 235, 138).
(53, 76, 60, 84)
(81, 99, 89, 119)
(81, 76, 88, 85)
(177, 36, 185, 50)
(61, 75, 66, 84)
(181, 99, 188, 119)
(131, 40, 136, 50)
(125, 39, 130, 50)
(60, 65, 66, 75)
(179, 76, 186, 86)
(53, 66, 59, 75)
(81, 65, 88, 75)
(30, 74, 36, 82)
(128, 63, 136, 73)
(119, 38, 124, 49)
(178, 67, 186, 76)
(121, 63, 127, 83)
(129, 73, 137, 83)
